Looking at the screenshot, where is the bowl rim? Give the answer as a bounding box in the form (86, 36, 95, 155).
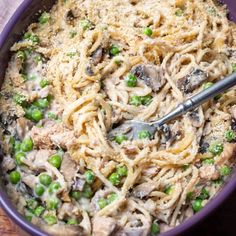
(0, 1, 236, 236)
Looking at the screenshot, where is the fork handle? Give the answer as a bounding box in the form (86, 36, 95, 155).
(152, 72, 236, 127)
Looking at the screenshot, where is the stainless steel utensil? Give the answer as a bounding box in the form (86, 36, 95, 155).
(109, 72, 236, 140)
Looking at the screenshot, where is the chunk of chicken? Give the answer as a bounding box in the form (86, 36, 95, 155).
(199, 164, 219, 181)
(60, 153, 78, 183)
(30, 121, 77, 149)
(92, 216, 117, 236)
(215, 143, 236, 165)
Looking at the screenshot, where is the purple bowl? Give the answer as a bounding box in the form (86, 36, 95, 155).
(0, 1, 236, 236)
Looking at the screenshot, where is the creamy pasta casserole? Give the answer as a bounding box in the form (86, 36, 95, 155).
(1, 0, 236, 235)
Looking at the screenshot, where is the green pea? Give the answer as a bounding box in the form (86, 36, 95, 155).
(39, 12, 50, 25)
(138, 130, 151, 139)
(31, 108, 43, 122)
(9, 171, 21, 184)
(225, 130, 235, 142)
(48, 182, 61, 194)
(203, 82, 213, 90)
(98, 198, 108, 209)
(115, 134, 128, 145)
(33, 98, 49, 109)
(34, 184, 45, 196)
(80, 19, 92, 30)
(129, 95, 142, 106)
(46, 197, 60, 210)
(175, 8, 184, 16)
(141, 95, 153, 105)
(114, 59, 122, 66)
(208, 142, 223, 156)
(69, 31, 77, 38)
(186, 192, 194, 200)
(109, 173, 121, 186)
(232, 63, 236, 73)
(16, 50, 26, 61)
(192, 198, 203, 213)
(207, 7, 216, 15)
(199, 188, 209, 200)
(26, 199, 38, 211)
(48, 154, 62, 169)
(67, 219, 78, 225)
(25, 213, 33, 222)
(143, 27, 153, 37)
(212, 178, 223, 185)
(44, 215, 57, 225)
(34, 206, 45, 217)
(202, 158, 214, 165)
(13, 93, 27, 106)
(40, 79, 49, 88)
(71, 191, 81, 201)
(182, 164, 189, 171)
(34, 55, 42, 65)
(39, 174, 52, 186)
(66, 52, 77, 58)
(21, 74, 28, 81)
(23, 33, 40, 45)
(14, 141, 22, 153)
(110, 45, 120, 56)
(47, 112, 58, 120)
(21, 138, 33, 152)
(117, 166, 128, 177)
(151, 221, 160, 235)
(164, 185, 173, 195)
(84, 170, 95, 184)
(107, 192, 118, 204)
(125, 73, 137, 87)
(15, 152, 26, 165)
(220, 165, 231, 176)
(82, 184, 93, 198)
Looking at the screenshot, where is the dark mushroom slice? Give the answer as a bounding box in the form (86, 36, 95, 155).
(188, 109, 203, 128)
(85, 65, 95, 76)
(177, 69, 208, 94)
(131, 64, 166, 92)
(65, 10, 76, 25)
(198, 140, 210, 154)
(91, 46, 104, 66)
(231, 119, 236, 131)
(132, 182, 156, 199)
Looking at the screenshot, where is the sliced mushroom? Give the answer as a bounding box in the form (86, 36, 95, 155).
(188, 109, 203, 128)
(177, 69, 208, 93)
(231, 119, 236, 131)
(91, 46, 104, 65)
(133, 182, 155, 199)
(65, 10, 76, 24)
(131, 64, 166, 92)
(85, 65, 95, 76)
(198, 141, 209, 154)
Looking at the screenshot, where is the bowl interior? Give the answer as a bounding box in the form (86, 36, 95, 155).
(0, 1, 236, 236)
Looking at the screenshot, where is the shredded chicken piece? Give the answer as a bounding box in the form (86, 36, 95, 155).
(199, 164, 219, 180)
(92, 216, 117, 236)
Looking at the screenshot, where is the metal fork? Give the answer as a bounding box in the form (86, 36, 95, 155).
(108, 72, 236, 140)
